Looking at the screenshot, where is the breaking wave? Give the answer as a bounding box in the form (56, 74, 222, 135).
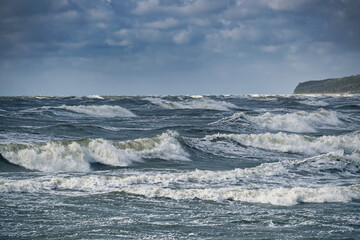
(58, 105, 135, 117)
(212, 109, 342, 132)
(1, 173, 359, 206)
(298, 99, 329, 106)
(2, 150, 359, 205)
(203, 131, 360, 155)
(86, 95, 104, 99)
(122, 185, 360, 206)
(144, 97, 237, 111)
(0, 131, 188, 172)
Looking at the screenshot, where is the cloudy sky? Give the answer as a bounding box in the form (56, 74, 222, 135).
(1, 0, 359, 95)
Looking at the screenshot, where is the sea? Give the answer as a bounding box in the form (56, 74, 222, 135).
(0, 94, 359, 239)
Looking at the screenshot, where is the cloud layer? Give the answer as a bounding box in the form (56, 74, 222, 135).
(1, 0, 359, 95)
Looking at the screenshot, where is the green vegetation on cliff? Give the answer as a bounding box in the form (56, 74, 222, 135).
(294, 74, 360, 94)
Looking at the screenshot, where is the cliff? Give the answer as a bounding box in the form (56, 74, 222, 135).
(294, 74, 360, 94)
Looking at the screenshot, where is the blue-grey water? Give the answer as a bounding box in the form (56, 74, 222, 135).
(0, 94, 359, 239)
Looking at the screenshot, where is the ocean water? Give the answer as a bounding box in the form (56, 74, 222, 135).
(0, 94, 359, 239)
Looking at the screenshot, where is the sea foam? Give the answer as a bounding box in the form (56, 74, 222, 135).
(121, 184, 360, 206)
(0, 131, 188, 172)
(2, 151, 358, 194)
(212, 109, 342, 132)
(144, 97, 237, 111)
(2, 149, 359, 206)
(203, 131, 360, 155)
(58, 105, 136, 117)
(1, 175, 358, 206)
(86, 95, 105, 99)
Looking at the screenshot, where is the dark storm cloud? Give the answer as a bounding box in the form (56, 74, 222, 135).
(1, 0, 359, 57)
(0, 0, 115, 57)
(0, 0, 359, 95)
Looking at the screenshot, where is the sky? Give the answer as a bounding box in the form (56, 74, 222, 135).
(0, 0, 359, 96)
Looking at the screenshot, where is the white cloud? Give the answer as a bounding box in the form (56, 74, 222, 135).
(144, 18, 179, 29)
(110, 28, 163, 45)
(219, 19, 231, 26)
(258, 0, 312, 11)
(132, 0, 160, 15)
(114, 29, 129, 38)
(220, 25, 259, 41)
(88, 9, 110, 20)
(96, 22, 107, 29)
(188, 18, 210, 27)
(173, 30, 191, 45)
(260, 45, 280, 53)
(133, 0, 225, 16)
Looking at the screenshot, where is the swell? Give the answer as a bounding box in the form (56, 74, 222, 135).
(58, 105, 136, 117)
(144, 97, 237, 111)
(0, 131, 188, 172)
(122, 185, 360, 206)
(200, 131, 360, 155)
(0, 153, 360, 206)
(211, 109, 342, 132)
(23, 104, 136, 118)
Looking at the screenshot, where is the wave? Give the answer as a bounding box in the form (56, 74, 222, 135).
(211, 109, 342, 132)
(86, 95, 104, 99)
(0, 131, 188, 172)
(246, 94, 279, 99)
(203, 131, 360, 155)
(122, 185, 360, 206)
(58, 105, 135, 117)
(144, 97, 237, 111)
(24, 105, 136, 118)
(2, 150, 358, 190)
(298, 99, 328, 106)
(1, 175, 358, 206)
(2, 150, 359, 205)
(189, 95, 204, 99)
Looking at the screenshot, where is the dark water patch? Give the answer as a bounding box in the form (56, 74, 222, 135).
(0, 154, 30, 172)
(335, 104, 360, 110)
(90, 162, 123, 171)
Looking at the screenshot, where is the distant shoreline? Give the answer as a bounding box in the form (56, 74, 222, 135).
(294, 74, 360, 94)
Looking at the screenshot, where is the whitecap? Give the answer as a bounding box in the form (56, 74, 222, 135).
(0, 131, 188, 172)
(121, 184, 360, 206)
(299, 99, 329, 106)
(203, 131, 360, 155)
(144, 97, 237, 111)
(86, 95, 104, 99)
(190, 95, 204, 99)
(2, 154, 360, 206)
(211, 109, 342, 132)
(58, 105, 135, 117)
(5, 173, 357, 207)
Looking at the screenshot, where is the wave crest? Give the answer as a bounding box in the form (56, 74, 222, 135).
(0, 131, 188, 172)
(2, 175, 358, 206)
(212, 109, 342, 132)
(203, 131, 360, 155)
(144, 97, 237, 111)
(59, 105, 136, 117)
(2, 151, 359, 205)
(122, 185, 360, 206)
(86, 95, 104, 99)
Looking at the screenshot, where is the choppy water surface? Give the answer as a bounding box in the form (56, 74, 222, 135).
(1, 94, 360, 239)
